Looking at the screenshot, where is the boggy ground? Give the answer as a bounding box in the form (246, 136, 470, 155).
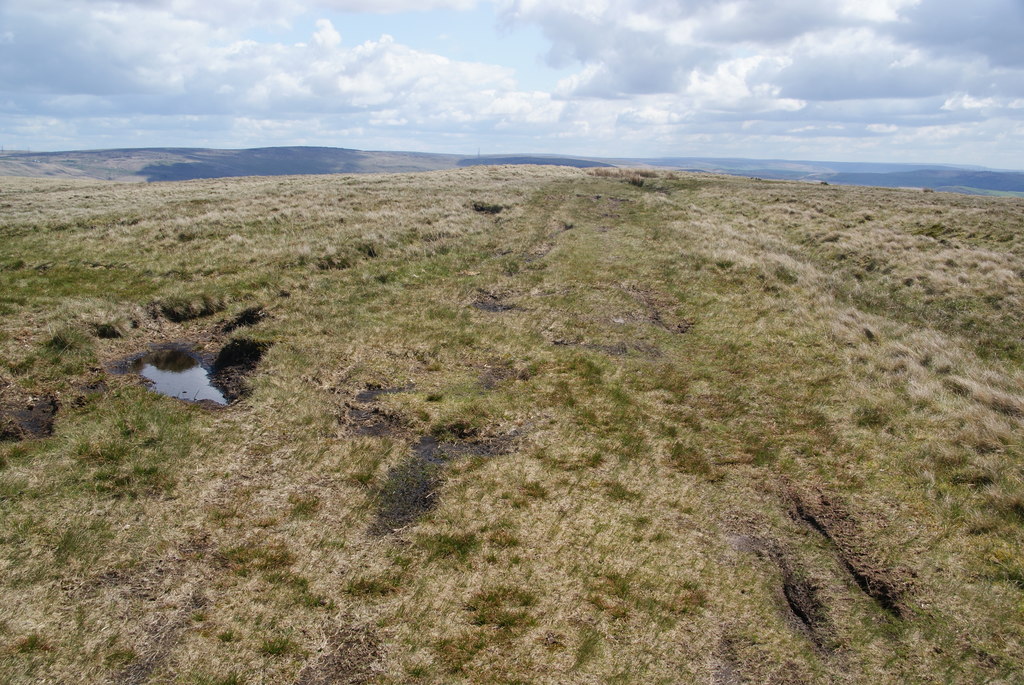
(1, 166, 1023, 683)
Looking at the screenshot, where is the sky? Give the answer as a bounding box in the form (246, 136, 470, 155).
(1, 0, 1022, 168)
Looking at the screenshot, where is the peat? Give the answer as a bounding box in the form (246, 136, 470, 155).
(0, 393, 59, 441)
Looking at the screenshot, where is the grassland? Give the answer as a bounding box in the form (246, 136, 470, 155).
(1, 166, 1023, 683)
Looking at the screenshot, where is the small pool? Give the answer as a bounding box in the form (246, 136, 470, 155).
(123, 347, 228, 405)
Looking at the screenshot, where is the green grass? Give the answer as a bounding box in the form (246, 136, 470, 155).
(0, 167, 1022, 682)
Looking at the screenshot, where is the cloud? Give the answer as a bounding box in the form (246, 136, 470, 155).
(0, 0, 1021, 167)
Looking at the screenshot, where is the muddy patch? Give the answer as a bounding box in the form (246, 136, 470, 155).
(775, 554, 831, 650)
(370, 432, 517, 537)
(354, 385, 413, 403)
(479, 362, 531, 390)
(345, 385, 412, 437)
(472, 292, 516, 312)
(349, 383, 520, 536)
(294, 625, 383, 685)
(348, 405, 404, 437)
(786, 486, 911, 617)
(0, 388, 58, 441)
(209, 338, 271, 401)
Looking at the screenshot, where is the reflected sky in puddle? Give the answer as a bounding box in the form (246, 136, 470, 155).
(128, 349, 227, 405)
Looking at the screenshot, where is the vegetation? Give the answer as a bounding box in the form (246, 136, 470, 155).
(1, 166, 1023, 682)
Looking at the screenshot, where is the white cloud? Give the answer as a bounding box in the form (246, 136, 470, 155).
(942, 94, 998, 111)
(0, 0, 1021, 167)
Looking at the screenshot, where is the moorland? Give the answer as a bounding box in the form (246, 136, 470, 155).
(1, 165, 1023, 683)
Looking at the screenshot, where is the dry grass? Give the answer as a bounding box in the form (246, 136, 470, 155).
(1, 166, 1023, 682)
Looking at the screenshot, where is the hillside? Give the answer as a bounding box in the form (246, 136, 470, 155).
(3, 147, 1023, 195)
(1, 167, 1024, 683)
(0, 147, 607, 183)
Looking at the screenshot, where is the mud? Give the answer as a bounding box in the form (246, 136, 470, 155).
(776, 555, 831, 649)
(348, 383, 519, 536)
(370, 433, 516, 537)
(479, 362, 531, 390)
(471, 201, 504, 215)
(368, 451, 444, 536)
(354, 385, 413, 403)
(0, 384, 58, 441)
(472, 292, 516, 312)
(787, 486, 911, 617)
(209, 338, 271, 401)
(346, 385, 412, 437)
(348, 405, 403, 437)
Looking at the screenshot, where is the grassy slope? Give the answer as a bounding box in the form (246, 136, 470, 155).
(1, 168, 1023, 683)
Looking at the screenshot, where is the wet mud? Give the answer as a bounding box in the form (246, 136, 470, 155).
(369, 433, 516, 537)
(209, 338, 270, 401)
(346, 385, 412, 437)
(351, 384, 518, 537)
(472, 292, 516, 312)
(0, 386, 59, 441)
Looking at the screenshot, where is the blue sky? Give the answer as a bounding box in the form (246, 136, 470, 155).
(1, 0, 1022, 168)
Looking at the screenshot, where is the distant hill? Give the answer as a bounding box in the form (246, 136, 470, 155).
(0, 146, 1021, 195)
(0, 147, 463, 182)
(0, 147, 611, 183)
(824, 169, 1024, 194)
(458, 155, 612, 169)
(620, 157, 1024, 195)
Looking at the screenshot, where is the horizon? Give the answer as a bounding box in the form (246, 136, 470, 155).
(2, 144, 1022, 174)
(2, 1, 1022, 169)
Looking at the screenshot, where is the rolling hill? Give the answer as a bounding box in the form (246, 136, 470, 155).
(2, 146, 1021, 195)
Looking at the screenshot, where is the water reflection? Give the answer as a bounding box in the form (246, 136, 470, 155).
(128, 348, 227, 405)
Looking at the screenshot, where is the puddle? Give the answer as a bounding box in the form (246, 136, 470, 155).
(125, 348, 228, 405)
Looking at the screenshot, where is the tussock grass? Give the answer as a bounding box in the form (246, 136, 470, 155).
(1, 166, 1023, 682)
